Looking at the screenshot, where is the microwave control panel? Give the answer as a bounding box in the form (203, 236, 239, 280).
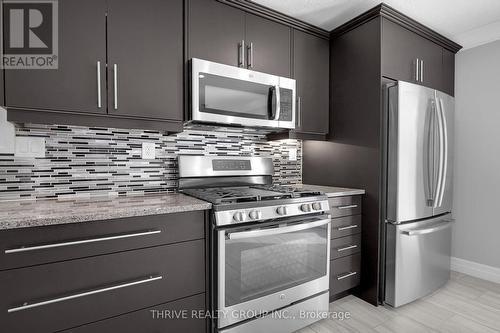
(278, 88, 293, 121)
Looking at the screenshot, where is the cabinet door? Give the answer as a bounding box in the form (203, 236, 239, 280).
(382, 18, 442, 90)
(442, 49, 455, 96)
(245, 14, 291, 77)
(107, 0, 183, 121)
(293, 30, 329, 134)
(188, 0, 245, 67)
(4, 0, 107, 114)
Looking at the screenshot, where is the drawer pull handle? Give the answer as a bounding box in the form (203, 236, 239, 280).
(337, 204, 358, 210)
(5, 230, 162, 254)
(8, 275, 163, 313)
(337, 245, 358, 252)
(337, 271, 357, 280)
(337, 224, 358, 231)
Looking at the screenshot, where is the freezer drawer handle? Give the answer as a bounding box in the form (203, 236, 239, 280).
(402, 220, 454, 236)
(4, 230, 162, 254)
(336, 204, 358, 210)
(337, 271, 357, 280)
(337, 244, 358, 252)
(7, 275, 163, 313)
(337, 224, 358, 231)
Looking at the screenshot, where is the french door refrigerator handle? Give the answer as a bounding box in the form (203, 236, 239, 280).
(433, 97, 446, 208)
(437, 98, 448, 207)
(425, 99, 436, 206)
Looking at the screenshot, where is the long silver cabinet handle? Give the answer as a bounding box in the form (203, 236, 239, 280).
(337, 272, 357, 280)
(337, 224, 358, 231)
(297, 96, 302, 128)
(5, 230, 162, 254)
(113, 64, 118, 109)
(420, 59, 424, 82)
(238, 40, 245, 67)
(247, 42, 254, 69)
(415, 58, 420, 81)
(337, 244, 358, 252)
(336, 204, 358, 210)
(7, 275, 163, 313)
(96, 61, 102, 108)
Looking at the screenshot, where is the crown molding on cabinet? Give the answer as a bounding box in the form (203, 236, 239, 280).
(217, 0, 330, 39)
(331, 3, 462, 53)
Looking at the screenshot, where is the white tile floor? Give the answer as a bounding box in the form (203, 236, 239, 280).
(297, 272, 500, 332)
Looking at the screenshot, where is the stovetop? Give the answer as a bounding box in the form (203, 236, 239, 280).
(182, 185, 323, 205)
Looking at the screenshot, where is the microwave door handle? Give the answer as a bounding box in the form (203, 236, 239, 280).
(226, 218, 330, 240)
(274, 85, 281, 120)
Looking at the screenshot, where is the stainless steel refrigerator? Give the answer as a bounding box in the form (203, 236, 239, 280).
(384, 80, 454, 307)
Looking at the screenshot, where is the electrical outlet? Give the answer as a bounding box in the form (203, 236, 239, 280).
(15, 137, 45, 158)
(288, 148, 297, 161)
(142, 142, 156, 159)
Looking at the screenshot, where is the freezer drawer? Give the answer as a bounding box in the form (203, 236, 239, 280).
(385, 214, 452, 307)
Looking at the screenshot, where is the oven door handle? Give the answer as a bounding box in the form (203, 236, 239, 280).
(226, 218, 330, 240)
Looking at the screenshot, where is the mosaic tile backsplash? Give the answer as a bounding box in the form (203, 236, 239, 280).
(0, 123, 302, 201)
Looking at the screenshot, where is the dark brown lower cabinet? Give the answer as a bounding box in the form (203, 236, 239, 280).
(330, 254, 361, 295)
(0, 237, 205, 333)
(63, 293, 207, 333)
(329, 195, 362, 301)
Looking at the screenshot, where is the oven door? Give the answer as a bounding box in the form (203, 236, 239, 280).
(191, 58, 296, 129)
(217, 216, 330, 328)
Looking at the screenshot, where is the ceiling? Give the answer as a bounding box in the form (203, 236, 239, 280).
(252, 0, 500, 50)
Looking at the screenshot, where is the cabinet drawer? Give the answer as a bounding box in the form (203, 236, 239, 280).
(329, 196, 362, 218)
(330, 253, 361, 295)
(331, 234, 361, 260)
(64, 293, 206, 333)
(331, 215, 362, 239)
(0, 240, 205, 333)
(0, 211, 205, 271)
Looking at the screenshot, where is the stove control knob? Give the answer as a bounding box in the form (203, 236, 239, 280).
(233, 211, 246, 222)
(276, 206, 288, 216)
(312, 202, 322, 211)
(248, 210, 262, 220)
(300, 203, 312, 212)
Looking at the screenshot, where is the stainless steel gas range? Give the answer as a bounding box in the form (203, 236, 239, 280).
(179, 156, 331, 333)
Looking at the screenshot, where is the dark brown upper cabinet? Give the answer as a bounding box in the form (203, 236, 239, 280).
(107, 0, 183, 120)
(381, 18, 443, 92)
(4, 0, 183, 131)
(442, 49, 455, 96)
(188, 0, 291, 77)
(188, 0, 246, 68)
(4, 0, 107, 114)
(293, 29, 329, 135)
(244, 14, 291, 77)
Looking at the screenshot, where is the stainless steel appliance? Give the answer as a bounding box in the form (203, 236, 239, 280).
(384, 81, 455, 307)
(179, 156, 330, 333)
(190, 58, 296, 129)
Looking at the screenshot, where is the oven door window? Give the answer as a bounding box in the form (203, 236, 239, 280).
(224, 222, 328, 307)
(199, 73, 275, 120)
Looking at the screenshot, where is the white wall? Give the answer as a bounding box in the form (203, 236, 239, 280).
(452, 40, 500, 269)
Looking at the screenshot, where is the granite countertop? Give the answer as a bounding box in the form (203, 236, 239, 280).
(0, 193, 212, 230)
(299, 184, 365, 197)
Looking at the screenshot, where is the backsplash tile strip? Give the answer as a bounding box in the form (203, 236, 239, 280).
(0, 124, 302, 201)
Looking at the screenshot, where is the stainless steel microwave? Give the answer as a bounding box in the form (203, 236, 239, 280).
(190, 58, 296, 129)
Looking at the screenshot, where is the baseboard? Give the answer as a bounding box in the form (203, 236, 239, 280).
(451, 257, 500, 284)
